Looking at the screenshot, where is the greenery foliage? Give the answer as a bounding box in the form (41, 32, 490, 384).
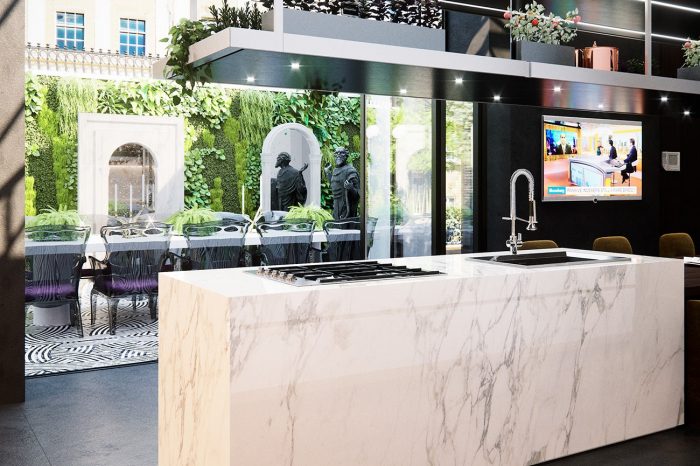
(239, 91, 275, 217)
(210, 177, 224, 211)
(504, 1, 580, 45)
(25, 74, 45, 119)
(25, 176, 37, 216)
(260, 0, 443, 28)
(27, 206, 82, 227)
(166, 207, 218, 234)
(285, 204, 333, 230)
(206, 0, 263, 30)
(683, 39, 700, 68)
(26, 75, 361, 220)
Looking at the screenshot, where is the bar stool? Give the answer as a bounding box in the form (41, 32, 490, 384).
(520, 240, 558, 251)
(659, 233, 695, 258)
(592, 236, 633, 254)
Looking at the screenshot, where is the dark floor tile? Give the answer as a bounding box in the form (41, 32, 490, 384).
(0, 404, 51, 466)
(23, 364, 158, 466)
(542, 427, 700, 465)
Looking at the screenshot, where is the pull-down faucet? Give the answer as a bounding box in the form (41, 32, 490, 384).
(502, 169, 538, 254)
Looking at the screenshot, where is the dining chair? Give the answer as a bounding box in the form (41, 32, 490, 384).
(25, 225, 91, 337)
(180, 218, 250, 270)
(323, 217, 363, 262)
(520, 240, 559, 251)
(90, 222, 172, 335)
(592, 236, 633, 254)
(659, 233, 695, 258)
(256, 218, 315, 266)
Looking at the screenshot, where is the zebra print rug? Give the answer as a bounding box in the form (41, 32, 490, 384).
(25, 283, 158, 377)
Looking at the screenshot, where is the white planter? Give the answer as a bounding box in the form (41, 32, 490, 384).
(262, 9, 445, 51)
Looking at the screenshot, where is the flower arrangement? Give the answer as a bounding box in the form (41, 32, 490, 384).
(504, 1, 581, 45)
(682, 39, 700, 68)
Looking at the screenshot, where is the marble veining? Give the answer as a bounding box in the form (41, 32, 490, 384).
(159, 250, 684, 466)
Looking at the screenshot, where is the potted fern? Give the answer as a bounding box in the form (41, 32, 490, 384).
(504, 1, 580, 66)
(678, 39, 700, 81)
(166, 207, 218, 235)
(285, 205, 333, 231)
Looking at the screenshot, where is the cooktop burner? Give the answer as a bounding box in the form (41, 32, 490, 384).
(255, 261, 443, 286)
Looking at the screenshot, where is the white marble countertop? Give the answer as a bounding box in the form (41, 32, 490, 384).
(161, 248, 674, 299)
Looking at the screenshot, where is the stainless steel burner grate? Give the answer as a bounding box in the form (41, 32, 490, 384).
(255, 261, 442, 286)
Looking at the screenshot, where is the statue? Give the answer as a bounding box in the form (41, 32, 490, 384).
(273, 152, 308, 211)
(325, 148, 360, 219)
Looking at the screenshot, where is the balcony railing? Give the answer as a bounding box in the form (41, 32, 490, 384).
(25, 43, 162, 80)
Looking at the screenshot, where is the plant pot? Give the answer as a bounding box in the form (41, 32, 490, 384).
(515, 41, 575, 66)
(262, 9, 445, 51)
(678, 66, 700, 81)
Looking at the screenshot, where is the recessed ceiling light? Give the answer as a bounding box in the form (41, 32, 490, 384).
(597, 103, 604, 109)
(684, 110, 691, 116)
(493, 94, 501, 102)
(291, 62, 300, 70)
(661, 96, 668, 102)
(399, 88, 407, 95)
(246, 76, 255, 83)
(553, 86, 562, 93)
(455, 77, 464, 85)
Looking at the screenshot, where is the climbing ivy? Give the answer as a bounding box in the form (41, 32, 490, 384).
(184, 147, 226, 208)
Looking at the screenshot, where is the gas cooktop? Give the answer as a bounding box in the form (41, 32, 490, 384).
(255, 261, 443, 286)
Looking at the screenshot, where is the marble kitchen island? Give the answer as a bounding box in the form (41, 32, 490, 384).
(158, 249, 684, 465)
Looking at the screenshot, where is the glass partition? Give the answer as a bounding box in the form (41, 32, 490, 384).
(365, 95, 433, 259)
(445, 101, 475, 254)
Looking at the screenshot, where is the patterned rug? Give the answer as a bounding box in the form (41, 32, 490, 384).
(25, 282, 159, 377)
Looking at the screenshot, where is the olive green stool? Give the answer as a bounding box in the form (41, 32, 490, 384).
(659, 233, 696, 258)
(520, 240, 559, 251)
(592, 236, 633, 254)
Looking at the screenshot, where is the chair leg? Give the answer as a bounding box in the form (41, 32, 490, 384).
(108, 299, 118, 336)
(73, 300, 84, 338)
(148, 295, 158, 321)
(90, 290, 97, 325)
(132, 295, 137, 311)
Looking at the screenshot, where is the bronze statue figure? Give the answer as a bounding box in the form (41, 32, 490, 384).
(273, 152, 308, 211)
(325, 147, 360, 219)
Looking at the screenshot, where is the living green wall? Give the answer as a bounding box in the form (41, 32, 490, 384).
(24, 74, 362, 217)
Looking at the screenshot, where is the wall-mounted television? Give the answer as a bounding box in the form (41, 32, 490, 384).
(542, 116, 642, 201)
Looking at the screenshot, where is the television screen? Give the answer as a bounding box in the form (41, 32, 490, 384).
(542, 116, 642, 201)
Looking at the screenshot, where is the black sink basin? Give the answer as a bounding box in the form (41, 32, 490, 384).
(471, 250, 630, 268)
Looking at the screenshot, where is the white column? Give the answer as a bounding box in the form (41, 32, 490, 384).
(644, 0, 652, 76)
(94, 0, 111, 51)
(26, 0, 46, 45)
(189, 0, 198, 20)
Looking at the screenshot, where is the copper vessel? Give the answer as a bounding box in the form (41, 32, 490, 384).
(576, 42, 620, 71)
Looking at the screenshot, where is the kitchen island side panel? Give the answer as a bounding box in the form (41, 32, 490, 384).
(159, 274, 232, 466)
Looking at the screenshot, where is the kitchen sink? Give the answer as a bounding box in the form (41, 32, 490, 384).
(469, 250, 630, 268)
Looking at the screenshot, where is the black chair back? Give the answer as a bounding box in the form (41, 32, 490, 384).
(25, 225, 90, 304)
(323, 217, 363, 262)
(98, 222, 172, 297)
(183, 219, 249, 270)
(256, 219, 315, 266)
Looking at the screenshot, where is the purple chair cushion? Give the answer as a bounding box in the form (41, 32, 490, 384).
(92, 275, 158, 297)
(25, 283, 78, 302)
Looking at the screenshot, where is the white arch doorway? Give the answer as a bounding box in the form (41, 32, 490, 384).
(260, 123, 322, 211)
(78, 113, 184, 224)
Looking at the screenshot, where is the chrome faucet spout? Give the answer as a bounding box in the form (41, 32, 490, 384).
(504, 169, 538, 254)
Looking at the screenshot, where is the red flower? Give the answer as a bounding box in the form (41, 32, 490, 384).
(573, 15, 582, 23)
(504, 11, 512, 20)
(552, 20, 560, 27)
(531, 18, 539, 26)
(684, 41, 692, 49)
